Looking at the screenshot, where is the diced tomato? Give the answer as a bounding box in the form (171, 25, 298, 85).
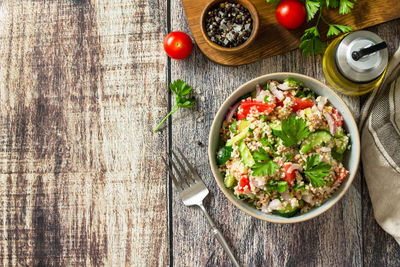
(281, 164, 296, 185)
(236, 100, 276, 120)
(276, 95, 313, 112)
(331, 167, 349, 188)
(237, 174, 250, 193)
(292, 97, 314, 112)
(331, 108, 343, 127)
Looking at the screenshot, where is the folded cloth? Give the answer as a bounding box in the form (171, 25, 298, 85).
(360, 46, 400, 245)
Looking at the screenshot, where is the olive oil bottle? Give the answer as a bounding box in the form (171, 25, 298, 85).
(323, 31, 388, 96)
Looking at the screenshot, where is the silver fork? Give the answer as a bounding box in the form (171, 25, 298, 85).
(163, 147, 240, 267)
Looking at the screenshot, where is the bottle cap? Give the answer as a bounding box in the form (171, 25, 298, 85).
(335, 30, 388, 83)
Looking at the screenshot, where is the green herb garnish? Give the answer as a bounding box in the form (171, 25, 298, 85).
(284, 77, 303, 87)
(265, 0, 356, 56)
(251, 147, 279, 176)
(230, 119, 238, 134)
(300, 0, 354, 55)
(303, 154, 331, 187)
(154, 79, 195, 132)
(259, 115, 269, 122)
(284, 153, 294, 161)
(273, 115, 310, 147)
(260, 137, 275, 151)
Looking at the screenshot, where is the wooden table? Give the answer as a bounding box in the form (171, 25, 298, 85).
(0, 1, 399, 266)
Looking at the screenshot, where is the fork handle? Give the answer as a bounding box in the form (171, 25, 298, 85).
(198, 203, 240, 267)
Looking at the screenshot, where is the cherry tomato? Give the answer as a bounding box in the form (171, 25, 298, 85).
(163, 31, 193, 59)
(238, 174, 250, 193)
(282, 164, 296, 185)
(236, 100, 276, 120)
(276, 0, 306, 30)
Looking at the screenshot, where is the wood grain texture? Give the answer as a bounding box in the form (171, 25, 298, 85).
(171, 0, 400, 265)
(0, 0, 168, 266)
(182, 0, 400, 66)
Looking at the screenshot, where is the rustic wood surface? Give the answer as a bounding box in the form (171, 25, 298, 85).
(182, 0, 400, 65)
(0, 0, 399, 266)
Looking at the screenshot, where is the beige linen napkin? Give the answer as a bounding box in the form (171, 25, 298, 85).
(360, 45, 400, 245)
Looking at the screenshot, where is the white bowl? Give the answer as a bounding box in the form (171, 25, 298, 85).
(208, 73, 360, 223)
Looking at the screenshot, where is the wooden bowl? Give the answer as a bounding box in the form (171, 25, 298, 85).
(200, 0, 260, 54)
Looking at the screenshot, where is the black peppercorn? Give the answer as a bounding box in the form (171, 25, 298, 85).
(205, 2, 253, 47)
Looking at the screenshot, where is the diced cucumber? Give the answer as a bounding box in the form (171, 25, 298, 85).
(269, 121, 282, 136)
(300, 130, 332, 154)
(334, 136, 349, 154)
(334, 127, 345, 138)
(273, 205, 299, 218)
(224, 174, 237, 189)
(217, 146, 233, 165)
(226, 127, 250, 146)
(238, 140, 255, 167)
(238, 119, 250, 133)
(331, 150, 343, 160)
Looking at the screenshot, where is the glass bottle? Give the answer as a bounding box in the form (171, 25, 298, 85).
(323, 30, 388, 96)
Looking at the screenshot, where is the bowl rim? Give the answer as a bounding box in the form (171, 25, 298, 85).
(199, 0, 260, 53)
(208, 72, 361, 223)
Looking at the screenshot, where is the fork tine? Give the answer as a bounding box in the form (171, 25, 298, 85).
(162, 157, 182, 190)
(166, 153, 191, 187)
(176, 147, 202, 181)
(172, 150, 195, 183)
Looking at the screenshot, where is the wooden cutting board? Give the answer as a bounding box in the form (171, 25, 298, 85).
(182, 0, 400, 66)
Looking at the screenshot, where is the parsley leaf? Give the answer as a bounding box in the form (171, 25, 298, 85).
(230, 119, 237, 133)
(327, 24, 353, 37)
(284, 77, 303, 87)
(259, 137, 274, 151)
(305, 0, 321, 21)
(169, 79, 192, 96)
(265, 0, 283, 8)
(300, 26, 326, 56)
(339, 0, 355, 15)
(252, 161, 279, 177)
(326, 0, 339, 8)
(253, 147, 269, 161)
(154, 79, 195, 132)
(273, 115, 310, 147)
(251, 147, 279, 176)
(304, 154, 331, 187)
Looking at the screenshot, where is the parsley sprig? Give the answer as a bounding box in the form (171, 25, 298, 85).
(251, 147, 279, 177)
(273, 115, 310, 147)
(154, 79, 195, 132)
(266, 0, 356, 55)
(304, 154, 331, 187)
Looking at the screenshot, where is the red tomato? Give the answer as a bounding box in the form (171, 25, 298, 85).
(238, 174, 250, 193)
(163, 31, 193, 59)
(276, 96, 313, 112)
(292, 97, 314, 112)
(332, 108, 343, 127)
(282, 164, 296, 185)
(331, 167, 349, 188)
(236, 100, 276, 120)
(276, 0, 306, 30)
